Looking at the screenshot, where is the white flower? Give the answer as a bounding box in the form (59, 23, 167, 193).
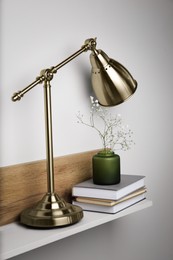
(77, 97, 134, 152)
(90, 96, 94, 103)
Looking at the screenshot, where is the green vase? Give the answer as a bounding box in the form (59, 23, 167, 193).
(92, 151, 120, 185)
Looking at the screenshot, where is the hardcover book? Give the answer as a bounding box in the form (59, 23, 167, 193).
(73, 193, 146, 214)
(74, 187, 147, 206)
(72, 174, 145, 200)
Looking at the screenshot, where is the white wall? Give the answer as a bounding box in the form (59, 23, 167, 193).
(1, 0, 173, 259)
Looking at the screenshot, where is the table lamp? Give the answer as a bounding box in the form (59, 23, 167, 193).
(12, 38, 137, 228)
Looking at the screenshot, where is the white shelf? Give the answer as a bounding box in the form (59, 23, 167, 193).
(0, 200, 152, 260)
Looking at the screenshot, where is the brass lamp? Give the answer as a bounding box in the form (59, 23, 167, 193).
(12, 38, 137, 228)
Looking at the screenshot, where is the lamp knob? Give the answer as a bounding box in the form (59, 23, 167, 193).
(12, 91, 23, 102)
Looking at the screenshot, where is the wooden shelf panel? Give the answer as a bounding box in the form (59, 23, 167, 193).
(0, 200, 152, 260)
(0, 150, 98, 226)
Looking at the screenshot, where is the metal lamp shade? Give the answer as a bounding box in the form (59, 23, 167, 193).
(90, 49, 137, 106)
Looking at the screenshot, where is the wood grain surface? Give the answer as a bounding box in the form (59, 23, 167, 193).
(0, 150, 98, 226)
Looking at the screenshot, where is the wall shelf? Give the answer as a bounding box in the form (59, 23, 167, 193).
(0, 199, 152, 260)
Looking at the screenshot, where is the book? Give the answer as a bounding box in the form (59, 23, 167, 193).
(73, 192, 146, 214)
(72, 174, 145, 200)
(74, 187, 147, 207)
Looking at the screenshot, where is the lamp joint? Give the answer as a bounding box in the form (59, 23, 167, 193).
(82, 38, 97, 51)
(40, 69, 54, 82)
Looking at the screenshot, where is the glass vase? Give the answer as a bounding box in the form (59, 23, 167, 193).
(92, 150, 120, 185)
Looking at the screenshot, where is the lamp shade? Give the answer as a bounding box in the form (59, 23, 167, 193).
(90, 49, 137, 106)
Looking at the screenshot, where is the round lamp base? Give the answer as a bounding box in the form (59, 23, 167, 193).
(20, 193, 83, 228)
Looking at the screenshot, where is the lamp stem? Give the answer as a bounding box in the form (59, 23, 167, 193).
(20, 75, 84, 227)
(43, 80, 55, 193)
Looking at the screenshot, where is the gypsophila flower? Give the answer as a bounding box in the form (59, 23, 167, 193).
(76, 96, 135, 153)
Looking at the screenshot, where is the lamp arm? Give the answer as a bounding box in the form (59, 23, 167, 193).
(11, 38, 96, 102)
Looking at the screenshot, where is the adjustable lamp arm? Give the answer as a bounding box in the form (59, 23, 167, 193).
(11, 38, 96, 102)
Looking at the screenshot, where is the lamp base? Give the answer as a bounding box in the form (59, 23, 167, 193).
(20, 193, 83, 228)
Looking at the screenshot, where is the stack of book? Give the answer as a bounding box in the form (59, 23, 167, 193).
(72, 175, 147, 214)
